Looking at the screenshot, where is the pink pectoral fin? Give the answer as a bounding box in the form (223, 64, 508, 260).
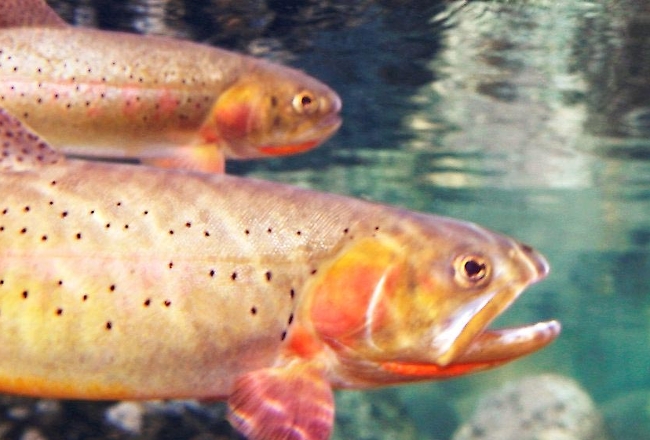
(141, 145, 226, 173)
(227, 363, 334, 440)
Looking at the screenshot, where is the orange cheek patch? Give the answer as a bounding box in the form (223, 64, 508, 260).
(213, 103, 254, 139)
(310, 265, 384, 340)
(309, 239, 403, 344)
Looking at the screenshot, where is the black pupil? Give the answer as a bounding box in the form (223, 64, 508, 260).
(464, 260, 485, 278)
(301, 95, 312, 106)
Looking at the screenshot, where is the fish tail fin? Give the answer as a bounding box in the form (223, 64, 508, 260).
(0, 108, 64, 171)
(0, 0, 68, 28)
(141, 144, 226, 173)
(227, 362, 334, 440)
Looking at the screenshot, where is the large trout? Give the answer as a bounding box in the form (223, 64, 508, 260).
(0, 0, 341, 173)
(0, 109, 560, 440)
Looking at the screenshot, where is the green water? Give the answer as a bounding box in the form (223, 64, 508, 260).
(47, 1, 650, 439)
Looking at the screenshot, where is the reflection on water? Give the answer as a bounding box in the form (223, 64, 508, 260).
(38, 1, 650, 438)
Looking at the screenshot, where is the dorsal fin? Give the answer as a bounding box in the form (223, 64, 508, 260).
(0, 0, 68, 28)
(0, 108, 64, 171)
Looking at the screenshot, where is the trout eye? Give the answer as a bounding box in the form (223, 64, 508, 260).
(454, 255, 490, 286)
(292, 91, 319, 115)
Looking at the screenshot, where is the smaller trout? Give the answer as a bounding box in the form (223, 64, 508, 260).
(0, 0, 342, 173)
(0, 109, 559, 440)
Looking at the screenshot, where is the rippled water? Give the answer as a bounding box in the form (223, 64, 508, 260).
(45, 1, 650, 439)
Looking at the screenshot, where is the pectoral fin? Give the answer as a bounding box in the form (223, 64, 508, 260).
(0, 0, 68, 27)
(0, 108, 64, 171)
(227, 362, 334, 440)
(141, 145, 226, 173)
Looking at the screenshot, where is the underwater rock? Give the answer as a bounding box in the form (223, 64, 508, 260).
(0, 396, 238, 440)
(333, 389, 426, 440)
(452, 374, 610, 440)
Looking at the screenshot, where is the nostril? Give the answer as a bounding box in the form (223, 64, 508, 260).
(519, 242, 550, 279)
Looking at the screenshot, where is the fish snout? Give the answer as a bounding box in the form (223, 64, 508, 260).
(323, 91, 342, 115)
(517, 242, 550, 281)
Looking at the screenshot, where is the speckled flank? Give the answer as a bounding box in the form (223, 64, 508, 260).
(0, 28, 243, 154)
(0, 161, 387, 397)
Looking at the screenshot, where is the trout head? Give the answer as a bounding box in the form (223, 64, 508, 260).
(296, 214, 560, 387)
(206, 62, 341, 159)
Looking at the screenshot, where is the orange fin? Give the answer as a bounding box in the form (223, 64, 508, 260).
(227, 363, 334, 440)
(0, 0, 68, 28)
(0, 108, 65, 171)
(141, 145, 226, 174)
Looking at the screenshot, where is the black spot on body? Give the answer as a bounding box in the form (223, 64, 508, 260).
(281, 331, 287, 341)
(250, 307, 257, 315)
(22, 290, 28, 299)
(106, 321, 112, 330)
(56, 308, 63, 316)
(209, 269, 215, 277)
(231, 272, 237, 281)
(163, 300, 171, 307)
(265, 271, 272, 282)
(109, 284, 115, 292)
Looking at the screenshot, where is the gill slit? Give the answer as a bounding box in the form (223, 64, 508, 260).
(364, 271, 388, 350)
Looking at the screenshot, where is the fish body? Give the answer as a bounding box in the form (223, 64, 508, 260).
(0, 110, 559, 440)
(0, 2, 341, 172)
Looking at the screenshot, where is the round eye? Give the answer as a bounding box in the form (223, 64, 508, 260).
(455, 255, 490, 286)
(292, 91, 319, 115)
